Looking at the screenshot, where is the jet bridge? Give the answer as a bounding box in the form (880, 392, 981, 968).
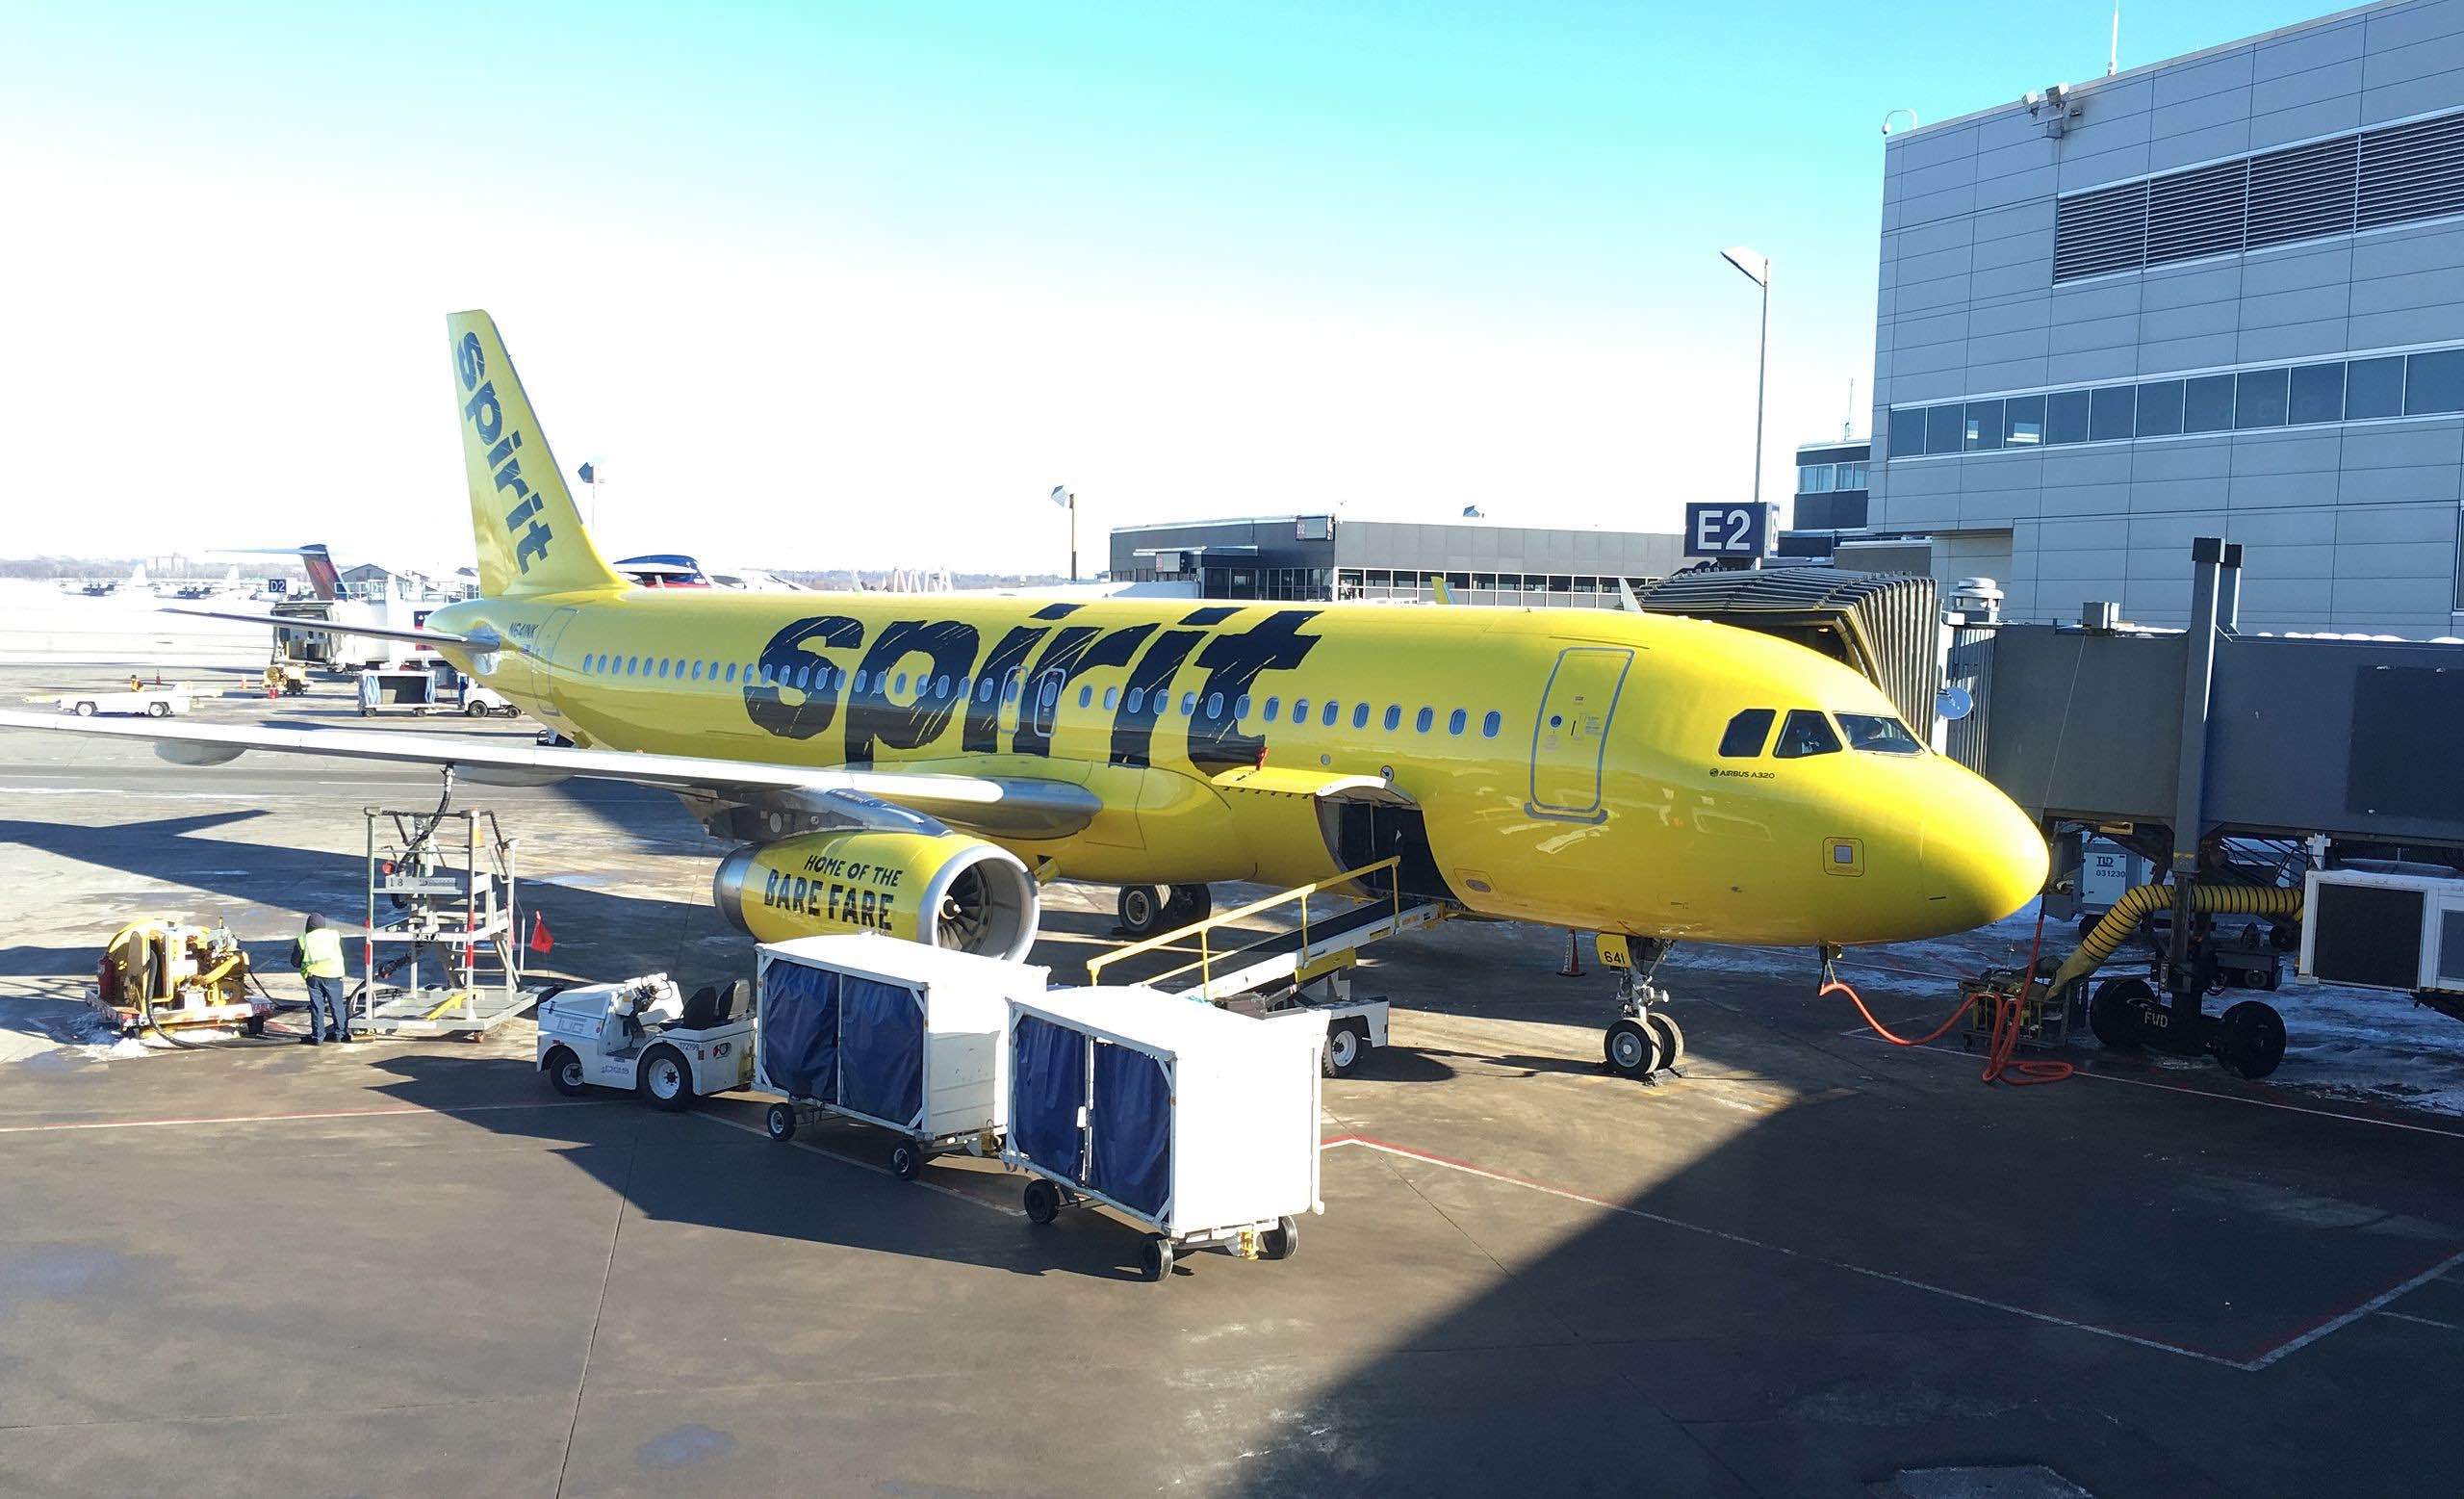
(1967, 538, 2464, 1075)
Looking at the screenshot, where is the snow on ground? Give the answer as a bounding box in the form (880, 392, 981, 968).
(1667, 906, 2464, 1121)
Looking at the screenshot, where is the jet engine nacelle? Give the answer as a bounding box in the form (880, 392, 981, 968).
(710, 829, 1040, 961)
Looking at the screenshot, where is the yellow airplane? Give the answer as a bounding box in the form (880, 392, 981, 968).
(0, 311, 2046, 1076)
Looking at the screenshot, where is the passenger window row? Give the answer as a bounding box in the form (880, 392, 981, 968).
(1719, 708, 1924, 760)
(570, 652, 1512, 741)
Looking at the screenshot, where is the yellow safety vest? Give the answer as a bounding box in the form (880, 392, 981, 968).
(298, 927, 346, 978)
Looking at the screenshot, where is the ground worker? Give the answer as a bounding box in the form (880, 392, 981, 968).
(126, 673, 141, 694)
(291, 914, 351, 1044)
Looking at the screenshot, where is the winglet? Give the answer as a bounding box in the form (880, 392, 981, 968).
(448, 311, 625, 599)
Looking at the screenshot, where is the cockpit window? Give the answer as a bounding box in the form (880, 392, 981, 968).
(1718, 709, 1775, 758)
(1772, 709, 1843, 759)
(1838, 712, 1925, 755)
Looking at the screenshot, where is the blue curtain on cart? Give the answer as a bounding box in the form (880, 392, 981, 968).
(759, 962, 838, 1103)
(1010, 1014, 1086, 1180)
(837, 976, 924, 1129)
(1088, 1041, 1171, 1219)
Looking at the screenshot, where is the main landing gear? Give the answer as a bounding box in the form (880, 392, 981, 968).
(1602, 938, 1686, 1081)
(1116, 884, 1210, 940)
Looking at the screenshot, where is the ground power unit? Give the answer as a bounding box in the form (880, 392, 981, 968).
(2297, 867, 2464, 1020)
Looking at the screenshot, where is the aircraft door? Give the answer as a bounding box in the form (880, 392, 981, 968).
(1527, 646, 1632, 823)
(522, 607, 580, 713)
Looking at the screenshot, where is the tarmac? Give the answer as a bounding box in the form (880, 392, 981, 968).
(4, 661, 2463, 1497)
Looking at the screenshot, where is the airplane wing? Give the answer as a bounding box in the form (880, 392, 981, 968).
(0, 709, 1099, 840)
(158, 606, 488, 651)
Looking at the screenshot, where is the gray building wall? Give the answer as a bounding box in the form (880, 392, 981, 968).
(1871, 0, 2464, 634)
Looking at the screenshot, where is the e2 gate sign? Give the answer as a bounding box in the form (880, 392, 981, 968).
(1683, 502, 1779, 559)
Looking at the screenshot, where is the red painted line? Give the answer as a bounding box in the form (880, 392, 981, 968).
(1843, 1028, 2464, 1143)
(0, 1099, 606, 1135)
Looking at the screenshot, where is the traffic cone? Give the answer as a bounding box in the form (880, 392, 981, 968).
(1559, 928, 1585, 978)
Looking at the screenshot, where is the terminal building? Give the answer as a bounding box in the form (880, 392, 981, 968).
(1108, 515, 1685, 607)
(1867, 0, 2464, 635)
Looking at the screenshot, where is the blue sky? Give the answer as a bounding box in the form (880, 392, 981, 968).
(2, 2, 2339, 572)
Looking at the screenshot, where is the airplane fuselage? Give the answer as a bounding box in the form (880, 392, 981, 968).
(428, 587, 2043, 946)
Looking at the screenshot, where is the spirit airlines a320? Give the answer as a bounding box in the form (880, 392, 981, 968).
(0, 311, 2048, 1073)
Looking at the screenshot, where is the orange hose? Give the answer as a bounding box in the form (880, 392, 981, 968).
(1825, 900, 2073, 1087)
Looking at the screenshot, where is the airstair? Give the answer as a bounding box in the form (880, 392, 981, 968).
(1086, 858, 1447, 1075)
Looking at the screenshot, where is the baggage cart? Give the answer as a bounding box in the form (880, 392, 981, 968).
(1004, 986, 1324, 1282)
(753, 933, 1048, 1180)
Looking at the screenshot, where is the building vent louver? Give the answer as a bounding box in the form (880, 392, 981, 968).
(2358, 111, 2464, 229)
(2052, 180, 2148, 280)
(2052, 105, 2464, 282)
(2247, 135, 2358, 246)
(2144, 159, 2247, 264)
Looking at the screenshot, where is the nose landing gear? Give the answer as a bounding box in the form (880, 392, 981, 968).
(1601, 938, 1685, 1081)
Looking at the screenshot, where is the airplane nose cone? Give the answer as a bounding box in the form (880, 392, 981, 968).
(1920, 774, 2048, 932)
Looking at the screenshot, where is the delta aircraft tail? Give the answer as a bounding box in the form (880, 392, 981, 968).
(447, 310, 625, 599)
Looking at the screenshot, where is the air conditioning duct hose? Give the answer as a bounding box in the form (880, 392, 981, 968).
(2038, 880, 2302, 998)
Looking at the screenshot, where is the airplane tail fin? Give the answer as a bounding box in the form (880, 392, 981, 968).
(447, 311, 625, 599)
(299, 544, 341, 601)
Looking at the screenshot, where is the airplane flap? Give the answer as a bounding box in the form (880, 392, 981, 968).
(1207, 765, 1414, 806)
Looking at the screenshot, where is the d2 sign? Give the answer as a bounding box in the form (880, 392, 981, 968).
(1683, 502, 1777, 558)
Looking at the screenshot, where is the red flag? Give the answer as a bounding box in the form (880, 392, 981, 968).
(528, 912, 554, 956)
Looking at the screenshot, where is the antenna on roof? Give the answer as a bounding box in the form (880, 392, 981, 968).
(2109, 2, 2120, 77)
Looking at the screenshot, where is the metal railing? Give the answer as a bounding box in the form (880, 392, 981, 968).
(1084, 857, 1405, 995)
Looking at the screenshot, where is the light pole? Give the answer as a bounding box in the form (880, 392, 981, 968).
(1720, 246, 1771, 519)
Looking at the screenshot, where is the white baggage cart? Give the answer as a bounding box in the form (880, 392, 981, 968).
(1004, 986, 1324, 1282)
(753, 934, 1048, 1181)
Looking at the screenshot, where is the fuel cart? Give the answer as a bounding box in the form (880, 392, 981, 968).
(1006, 986, 1324, 1283)
(753, 934, 1049, 1181)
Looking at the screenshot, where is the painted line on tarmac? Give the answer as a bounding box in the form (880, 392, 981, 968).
(2377, 1308, 2464, 1332)
(2241, 1244, 2464, 1368)
(0, 1098, 608, 1135)
(1839, 1027, 2464, 1143)
(689, 1109, 1025, 1217)
(1326, 1133, 2281, 1371)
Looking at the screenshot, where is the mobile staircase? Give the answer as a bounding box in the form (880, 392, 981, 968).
(1086, 857, 1446, 1076)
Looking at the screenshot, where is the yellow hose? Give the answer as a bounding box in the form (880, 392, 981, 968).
(2041, 880, 2303, 997)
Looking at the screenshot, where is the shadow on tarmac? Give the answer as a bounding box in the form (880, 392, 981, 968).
(363, 1051, 1159, 1284)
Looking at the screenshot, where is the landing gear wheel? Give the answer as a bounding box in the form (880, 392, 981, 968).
(889, 1142, 927, 1181)
(1023, 1177, 1062, 1225)
(1141, 1236, 1175, 1282)
(638, 1046, 692, 1110)
(2217, 1000, 2287, 1080)
(1323, 1019, 1369, 1078)
(1604, 1019, 1658, 1079)
(243, 1015, 267, 1038)
(1263, 1215, 1299, 1261)
(1164, 884, 1210, 926)
(2089, 977, 2156, 1049)
(764, 1102, 797, 1142)
(545, 1046, 588, 1097)
(1644, 1012, 1685, 1072)
(1116, 885, 1166, 939)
